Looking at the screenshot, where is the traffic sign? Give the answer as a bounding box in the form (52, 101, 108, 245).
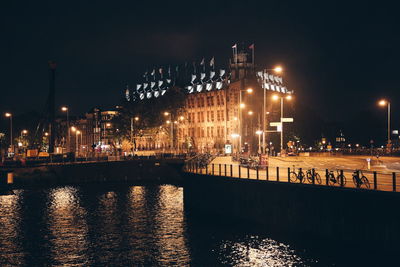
(281, 118, 294, 122)
(270, 122, 282, 127)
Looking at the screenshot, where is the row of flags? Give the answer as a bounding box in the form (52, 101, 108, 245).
(142, 57, 216, 81)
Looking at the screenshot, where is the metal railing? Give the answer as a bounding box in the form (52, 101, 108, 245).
(184, 162, 400, 193)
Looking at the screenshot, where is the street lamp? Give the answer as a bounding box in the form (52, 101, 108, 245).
(61, 106, 70, 153)
(76, 130, 81, 155)
(379, 99, 391, 146)
(272, 94, 292, 154)
(164, 112, 174, 152)
(273, 66, 283, 73)
(238, 88, 253, 154)
(261, 66, 284, 154)
(4, 113, 13, 153)
(130, 116, 140, 153)
(256, 130, 262, 154)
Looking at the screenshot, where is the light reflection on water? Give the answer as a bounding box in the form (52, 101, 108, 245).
(218, 237, 313, 266)
(0, 185, 320, 266)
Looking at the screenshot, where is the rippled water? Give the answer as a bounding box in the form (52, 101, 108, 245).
(0, 184, 387, 266)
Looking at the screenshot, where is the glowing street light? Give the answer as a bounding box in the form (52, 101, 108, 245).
(163, 111, 174, 150)
(246, 88, 253, 93)
(75, 130, 81, 155)
(378, 99, 391, 145)
(4, 113, 13, 153)
(61, 106, 70, 152)
(274, 66, 283, 73)
(248, 111, 254, 116)
(134, 116, 139, 121)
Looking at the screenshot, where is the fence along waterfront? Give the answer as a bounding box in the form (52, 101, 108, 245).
(185, 162, 399, 192)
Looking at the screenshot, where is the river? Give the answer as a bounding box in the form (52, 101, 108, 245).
(0, 184, 392, 266)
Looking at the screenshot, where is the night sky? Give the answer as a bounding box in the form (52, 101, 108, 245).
(1, 1, 399, 143)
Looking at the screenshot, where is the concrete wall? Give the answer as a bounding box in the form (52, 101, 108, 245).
(184, 173, 400, 248)
(1, 160, 183, 189)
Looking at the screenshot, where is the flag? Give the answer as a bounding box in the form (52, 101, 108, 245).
(192, 61, 197, 73)
(151, 69, 155, 76)
(200, 58, 205, 65)
(249, 44, 254, 49)
(232, 44, 237, 49)
(210, 57, 215, 67)
(159, 67, 163, 74)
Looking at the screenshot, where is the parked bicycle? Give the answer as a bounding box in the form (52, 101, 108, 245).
(352, 170, 370, 189)
(306, 169, 322, 184)
(327, 170, 347, 186)
(289, 166, 306, 183)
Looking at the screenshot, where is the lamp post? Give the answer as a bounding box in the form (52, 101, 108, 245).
(272, 94, 292, 154)
(20, 130, 28, 154)
(164, 112, 174, 152)
(4, 113, 13, 153)
(238, 88, 253, 154)
(262, 66, 283, 154)
(76, 130, 81, 156)
(231, 133, 240, 155)
(130, 116, 139, 153)
(61, 106, 70, 153)
(379, 99, 391, 146)
(256, 130, 262, 155)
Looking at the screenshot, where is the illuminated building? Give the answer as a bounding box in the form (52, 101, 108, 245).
(125, 45, 293, 154)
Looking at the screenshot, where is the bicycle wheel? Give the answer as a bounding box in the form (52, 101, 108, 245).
(306, 171, 313, 183)
(315, 173, 322, 184)
(290, 172, 298, 183)
(341, 175, 347, 186)
(361, 176, 370, 189)
(298, 172, 305, 183)
(328, 173, 336, 186)
(352, 176, 360, 188)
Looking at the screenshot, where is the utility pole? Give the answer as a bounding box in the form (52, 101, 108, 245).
(48, 61, 56, 153)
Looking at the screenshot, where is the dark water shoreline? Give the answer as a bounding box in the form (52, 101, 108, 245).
(0, 183, 397, 266)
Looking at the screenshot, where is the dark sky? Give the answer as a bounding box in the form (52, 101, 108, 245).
(1, 1, 399, 139)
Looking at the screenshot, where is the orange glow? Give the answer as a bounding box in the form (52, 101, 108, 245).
(379, 99, 387, 106)
(274, 66, 283, 73)
(248, 111, 253, 115)
(240, 103, 245, 109)
(286, 95, 292, 100)
(5, 112, 12, 117)
(134, 116, 139, 121)
(272, 95, 279, 101)
(71, 126, 76, 132)
(61, 106, 68, 112)
(164, 112, 169, 116)
(246, 88, 253, 93)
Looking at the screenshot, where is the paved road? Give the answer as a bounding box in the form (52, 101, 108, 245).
(193, 156, 400, 192)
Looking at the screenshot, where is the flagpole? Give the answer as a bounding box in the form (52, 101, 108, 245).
(252, 44, 255, 70)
